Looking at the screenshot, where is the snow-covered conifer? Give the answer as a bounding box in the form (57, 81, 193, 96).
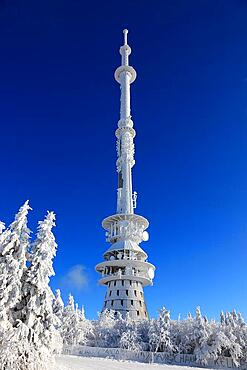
(0, 201, 31, 326)
(193, 307, 211, 364)
(94, 309, 116, 348)
(120, 320, 142, 352)
(148, 307, 173, 353)
(9, 210, 62, 370)
(61, 294, 81, 345)
(53, 289, 64, 328)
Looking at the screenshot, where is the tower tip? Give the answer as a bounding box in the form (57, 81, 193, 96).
(123, 29, 128, 45)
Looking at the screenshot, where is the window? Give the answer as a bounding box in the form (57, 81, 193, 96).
(114, 281, 116, 286)
(129, 280, 132, 286)
(131, 300, 134, 306)
(126, 290, 128, 296)
(134, 290, 137, 297)
(117, 290, 119, 296)
(137, 311, 140, 316)
(111, 300, 114, 306)
(121, 300, 123, 306)
(109, 291, 112, 297)
(145, 312, 147, 317)
(140, 301, 142, 306)
(122, 280, 124, 286)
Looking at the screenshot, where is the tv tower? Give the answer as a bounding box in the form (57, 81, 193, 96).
(95, 30, 155, 319)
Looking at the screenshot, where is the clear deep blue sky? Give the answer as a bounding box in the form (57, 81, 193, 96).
(0, 0, 247, 320)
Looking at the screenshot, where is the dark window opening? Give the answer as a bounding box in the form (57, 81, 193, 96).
(137, 311, 140, 316)
(117, 290, 119, 296)
(126, 290, 128, 296)
(134, 290, 137, 297)
(121, 299, 123, 306)
(140, 301, 142, 306)
(118, 171, 123, 188)
(114, 281, 116, 286)
(131, 300, 134, 305)
(122, 280, 124, 286)
(129, 280, 132, 286)
(109, 291, 112, 296)
(111, 300, 114, 306)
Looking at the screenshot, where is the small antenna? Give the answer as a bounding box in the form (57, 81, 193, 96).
(123, 29, 128, 45)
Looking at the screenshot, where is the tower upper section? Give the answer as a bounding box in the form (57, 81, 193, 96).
(115, 29, 137, 215)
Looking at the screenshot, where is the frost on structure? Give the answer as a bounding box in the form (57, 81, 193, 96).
(95, 30, 155, 320)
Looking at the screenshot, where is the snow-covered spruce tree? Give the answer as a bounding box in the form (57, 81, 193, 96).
(236, 312, 247, 362)
(94, 309, 116, 348)
(148, 307, 173, 353)
(193, 306, 212, 365)
(60, 294, 78, 345)
(0, 201, 31, 328)
(0, 211, 62, 370)
(136, 318, 150, 351)
(60, 294, 92, 346)
(202, 317, 231, 364)
(0, 202, 51, 370)
(52, 289, 64, 328)
(170, 312, 195, 355)
(21, 211, 61, 352)
(119, 319, 143, 352)
(221, 311, 242, 365)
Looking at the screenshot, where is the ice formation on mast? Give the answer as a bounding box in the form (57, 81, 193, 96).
(95, 29, 155, 319)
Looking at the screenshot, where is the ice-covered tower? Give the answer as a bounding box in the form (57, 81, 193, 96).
(95, 29, 155, 320)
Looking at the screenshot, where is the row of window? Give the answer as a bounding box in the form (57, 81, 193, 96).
(108, 289, 143, 298)
(108, 280, 141, 288)
(112, 309, 148, 318)
(105, 299, 143, 307)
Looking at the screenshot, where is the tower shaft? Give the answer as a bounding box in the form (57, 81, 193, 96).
(96, 30, 155, 320)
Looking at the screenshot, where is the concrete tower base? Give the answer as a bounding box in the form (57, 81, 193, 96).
(103, 279, 148, 319)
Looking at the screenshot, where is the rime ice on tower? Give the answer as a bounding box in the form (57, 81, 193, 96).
(95, 30, 155, 320)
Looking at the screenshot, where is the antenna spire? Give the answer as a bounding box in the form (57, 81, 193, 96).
(123, 29, 128, 45)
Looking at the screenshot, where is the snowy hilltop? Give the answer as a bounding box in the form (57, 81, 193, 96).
(0, 202, 247, 370)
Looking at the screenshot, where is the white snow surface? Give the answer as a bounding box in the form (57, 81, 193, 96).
(55, 355, 213, 370)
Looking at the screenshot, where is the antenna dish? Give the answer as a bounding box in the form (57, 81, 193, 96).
(142, 231, 149, 241)
(148, 268, 154, 280)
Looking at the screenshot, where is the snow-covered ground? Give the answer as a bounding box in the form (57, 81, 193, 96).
(55, 355, 212, 370)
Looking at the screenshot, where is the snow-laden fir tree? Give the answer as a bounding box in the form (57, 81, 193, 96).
(94, 309, 116, 348)
(0, 210, 62, 370)
(119, 319, 143, 352)
(60, 294, 92, 346)
(52, 289, 64, 328)
(20, 211, 61, 354)
(148, 307, 173, 353)
(0, 201, 31, 328)
(60, 294, 77, 345)
(193, 306, 211, 364)
(221, 311, 242, 365)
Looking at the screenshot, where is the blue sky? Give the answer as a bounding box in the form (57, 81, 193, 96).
(0, 0, 247, 320)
